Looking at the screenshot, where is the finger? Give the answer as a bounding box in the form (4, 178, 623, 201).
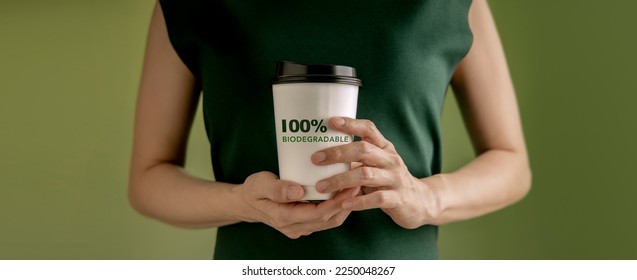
(312, 140, 393, 167)
(282, 187, 357, 223)
(265, 181, 305, 203)
(303, 207, 351, 234)
(280, 208, 352, 239)
(341, 190, 400, 211)
(329, 117, 392, 149)
(282, 188, 359, 237)
(274, 187, 358, 234)
(249, 172, 305, 203)
(315, 186, 359, 211)
(316, 166, 395, 193)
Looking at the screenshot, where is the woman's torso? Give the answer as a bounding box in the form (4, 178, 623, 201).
(159, 0, 473, 259)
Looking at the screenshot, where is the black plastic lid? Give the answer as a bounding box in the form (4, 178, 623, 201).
(272, 61, 362, 86)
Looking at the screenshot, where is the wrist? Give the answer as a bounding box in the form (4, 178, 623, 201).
(419, 174, 447, 225)
(228, 182, 259, 223)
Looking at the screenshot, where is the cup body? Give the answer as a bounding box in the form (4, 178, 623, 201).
(273, 83, 358, 200)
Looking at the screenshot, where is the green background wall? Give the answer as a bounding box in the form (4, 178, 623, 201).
(1, 1, 635, 259)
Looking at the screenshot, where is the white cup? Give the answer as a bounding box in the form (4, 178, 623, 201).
(272, 61, 361, 201)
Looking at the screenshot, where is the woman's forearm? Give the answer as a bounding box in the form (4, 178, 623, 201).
(128, 163, 246, 228)
(128, 2, 246, 229)
(423, 0, 531, 226)
(426, 148, 531, 225)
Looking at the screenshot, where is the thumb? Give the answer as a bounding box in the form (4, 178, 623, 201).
(250, 172, 305, 203)
(271, 180, 305, 203)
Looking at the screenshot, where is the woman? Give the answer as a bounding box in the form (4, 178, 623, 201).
(129, 0, 531, 259)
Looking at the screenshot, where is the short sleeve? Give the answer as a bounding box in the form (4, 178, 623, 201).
(158, 0, 202, 82)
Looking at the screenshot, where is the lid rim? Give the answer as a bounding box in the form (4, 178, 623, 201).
(272, 61, 362, 87)
(272, 77, 362, 87)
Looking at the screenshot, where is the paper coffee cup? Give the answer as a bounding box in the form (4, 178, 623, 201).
(272, 61, 362, 201)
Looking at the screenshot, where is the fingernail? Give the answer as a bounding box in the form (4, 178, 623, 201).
(312, 152, 326, 163)
(316, 181, 329, 193)
(333, 117, 345, 127)
(342, 201, 353, 210)
(287, 186, 302, 200)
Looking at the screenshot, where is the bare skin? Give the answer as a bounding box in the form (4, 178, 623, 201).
(128, 0, 531, 238)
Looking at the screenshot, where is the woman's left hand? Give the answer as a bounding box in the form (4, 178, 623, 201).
(311, 117, 441, 229)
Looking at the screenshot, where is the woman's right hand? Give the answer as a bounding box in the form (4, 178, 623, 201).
(132, 4, 357, 233)
(236, 171, 359, 239)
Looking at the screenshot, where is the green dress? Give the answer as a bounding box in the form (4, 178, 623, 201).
(158, 0, 473, 259)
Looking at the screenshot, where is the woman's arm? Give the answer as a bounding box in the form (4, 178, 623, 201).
(128, 2, 356, 238)
(433, 0, 531, 224)
(310, 0, 531, 227)
(128, 2, 245, 228)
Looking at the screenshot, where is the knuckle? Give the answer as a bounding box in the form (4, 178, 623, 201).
(243, 174, 256, 187)
(385, 142, 396, 150)
(277, 186, 289, 201)
(321, 213, 333, 223)
(246, 171, 273, 188)
(326, 217, 339, 228)
(357, 142, 377, 165)
(286, 233, 301, 239)
(286, 229, 313, 239)
(253, 171, 268, 180)
(328, 147, 343, 161)
(359, 141, 375, 154)
(388, 153, 403, 166)
(271, 219, 283, 228)
(330, 175, 346, 189)
(334, 148, 344, 160)
(271, 216, 288, 228)
(359, 166, 375, 180)
(399, 221, 420, 230)
(362, 119, 376, 130)
(376, 191, 392, 206)
(332, 214, 347, 227)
